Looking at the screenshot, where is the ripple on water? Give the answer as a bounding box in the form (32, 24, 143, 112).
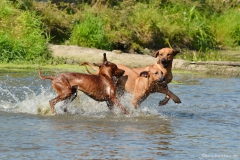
(0, 71, 240, 159)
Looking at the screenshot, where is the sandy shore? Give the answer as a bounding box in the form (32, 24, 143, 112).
(50, 44, 240, 76)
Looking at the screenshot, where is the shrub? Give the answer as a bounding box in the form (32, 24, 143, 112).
(155, 2, 217, 51)
(0, 0, 50, 63)
(99, 1, 218, 52)
(211, 9, 240, 48)
(33, 1, 76, 44)
(69, 12, 112, 50)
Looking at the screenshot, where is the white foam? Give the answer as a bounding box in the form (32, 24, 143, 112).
(0, 83, 164, 117)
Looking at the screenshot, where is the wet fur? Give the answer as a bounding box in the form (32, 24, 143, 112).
(132, 47, 181, 105)
(80, 62, 181, 109)
(39, 54, 130, 115)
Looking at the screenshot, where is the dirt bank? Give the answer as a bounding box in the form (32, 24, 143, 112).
(50, 45, 240, 76)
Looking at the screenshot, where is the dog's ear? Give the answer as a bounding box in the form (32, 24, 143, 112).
(103, 53, 108, 62)
(172, 49, 180, 56)
(140, 71, 150, 78)
(93, 63, 102, 68)
(104, 61, 109, 67)
(152, 50, 159, 58)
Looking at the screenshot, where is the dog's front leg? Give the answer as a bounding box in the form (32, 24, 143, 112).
(110, 95, 130, 115)
(159, 95, 170, 106)
(155, 85, 181, 105)
(132, 90, 149, 109)
(159, 85, 170, 105)
(132, 98, 140, 109)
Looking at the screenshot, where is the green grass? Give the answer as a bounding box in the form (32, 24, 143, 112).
(69, 12, 112, 50)
(0, 0, 51, 63)
(0, 0, 240, 63)
(0, 63, 87, 73)
(211, 9, 240, 48)
(177, 50, 226, 62)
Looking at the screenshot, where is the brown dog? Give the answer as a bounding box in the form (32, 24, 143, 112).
(116, 64, 181, 109)
(132, 47, 181, 105)
(80, 62, 181, 109)
(38, 53, 130, 115)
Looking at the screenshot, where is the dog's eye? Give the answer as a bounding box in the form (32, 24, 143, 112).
(155, 72, 158, 75)
(159, 54, 163, 56)
(167, 54, 171, 57)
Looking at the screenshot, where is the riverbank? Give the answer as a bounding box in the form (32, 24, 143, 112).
(49, 45, 240, 77)
(1, 44, 239, 77)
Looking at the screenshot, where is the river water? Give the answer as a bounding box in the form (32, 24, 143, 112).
(0, 70, 239, 159)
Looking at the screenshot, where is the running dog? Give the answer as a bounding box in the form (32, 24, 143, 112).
(80, 62, 181, 109)
(38, 53, 130, 115)
(132, 47, 181, 105)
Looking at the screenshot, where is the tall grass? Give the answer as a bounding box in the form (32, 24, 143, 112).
(176, 49, 225, 62)
(69, 1, 218, 52)
(33, 1, 76, 44)
(211, 9, 240, 48)
(0, 0, 51, 63)
(1, 0, 240, 63)
(69, 12, 112, 50)
(144, 1, 217, 51)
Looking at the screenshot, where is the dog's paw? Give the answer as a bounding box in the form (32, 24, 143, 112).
(124, 110, 131, 115)
(159, 97, 170, 106)
(173, 97, 181, 104)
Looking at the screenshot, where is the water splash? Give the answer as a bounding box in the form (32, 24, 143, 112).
(0, 72, 168, 117)
(0, 81, 162, 117)
(0, 84, 53, 115)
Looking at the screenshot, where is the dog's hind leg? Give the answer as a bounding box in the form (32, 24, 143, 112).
(62, 86, 78, 112)
(49, 96, 63, 114)
(106, 101, 114, 110)
(50, 85, 74, 114)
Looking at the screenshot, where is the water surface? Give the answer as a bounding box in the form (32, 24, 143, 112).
(0, 70, 239, 159)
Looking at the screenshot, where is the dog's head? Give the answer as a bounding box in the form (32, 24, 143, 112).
(152, 48, 180, 68)
(140, 68, 165, 83)
(100, 53, 125, 78)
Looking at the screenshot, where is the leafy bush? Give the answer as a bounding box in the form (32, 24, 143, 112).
(33, 1, 76, 44)
(211, 9, 240, 48)
(0, 0, 50, 63)
(149, 2, 217, 51)
(70, 12, 112, 50)
(1, 0, 240, 63)
(82, 1, 218, 52)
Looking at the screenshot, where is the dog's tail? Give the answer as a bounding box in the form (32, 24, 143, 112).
(79, 62, 99, 75)
(38, 66, 54, 80)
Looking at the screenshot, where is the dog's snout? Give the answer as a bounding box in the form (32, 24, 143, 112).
(161, 76, 165, 82)
(115, 69, 125, 77)
(119, 69, 125, 75)
(161, 58, 167, 63)
(161, 58, 169, 68)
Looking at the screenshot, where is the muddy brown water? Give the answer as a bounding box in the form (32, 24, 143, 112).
(0, 71, 239, 159)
